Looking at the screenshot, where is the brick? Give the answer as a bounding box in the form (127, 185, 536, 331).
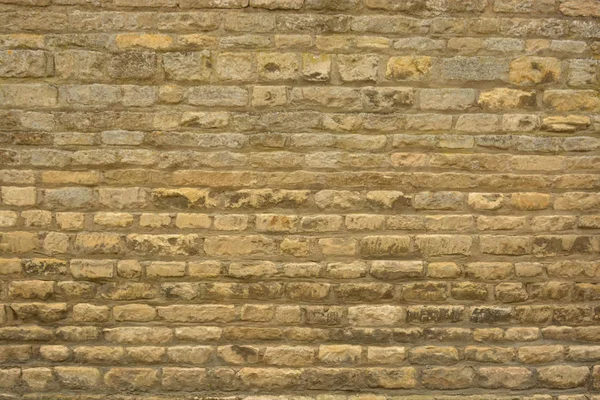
(544, 90, 600, 112)
(359, 236, 411, 257)
(480, 235, 531, 255)
(238, 367, 301, 389)
(127, 234, 200, 256)
(386, 56, 432, 80)
(436, 56, 509, 81)
(318, 345, 361, 364)
(370, 261, 423, 279)
(115, 33, 174, 49)
(8, 280, 53, 300)
(478, 366, 534, 389)
(55, 367, 101, 389)
(163, 52, 211, 81)
(420, 89, 476, 110)
(302, 53, 331, 82)
(409, 346, 459, 365)
(161, 367, 207, 391)
(560, 0, 600, 17)
(538, 365, 589, 388)
(108, 52, 157, 79)
(257, 52, 299, 81)
(104, 327, 173, 345)
(348, 305, 403, 326)
(337, 54, 379, 82)
(104, 368, 158, 390)
(415, 235, 472, 256)
(0, 50, 50, 77)
(479, 88, 536, 110)
(366, 367, 417, 389)
(157, 305, 236, 322)
(509, 56, 561, 85)
(422, 366, 475, 389)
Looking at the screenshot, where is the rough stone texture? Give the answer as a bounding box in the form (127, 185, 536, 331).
(0, 1, 599, 399)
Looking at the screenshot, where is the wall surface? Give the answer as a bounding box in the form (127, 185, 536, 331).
(1, 0, 600, 398)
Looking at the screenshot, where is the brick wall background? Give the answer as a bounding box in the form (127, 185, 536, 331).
(1, 0, 600, 398)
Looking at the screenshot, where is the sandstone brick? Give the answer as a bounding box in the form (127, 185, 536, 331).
(415, 235, 472, 256)
(480, 235, 531, 255)
(319, 237, 357, 256)
(422, 366, 475, 389)
(163, 51, 211, 81)
(478, 366, 534, 389)
(509, 56, 561, 85)
(465, 346, 515, 363)
(420, 89, 476, 110)
(479, 88, 536, 110)
(337, 54, 379, 82)
(386, 56, 432, 80)
(257, 52, 299, 81)
(44, 188, 94, 209)
(0, 345, 32, 362)
(104, 367, 158, 390)
(543, 115, 591, 132)
(126, 346, 165, 364)
(560, 0, 600, 17)
(98, 187, 146, 209)
(452, 282, 489, 301)
(544, 90, 600, 112)
(302, 53, 331, 82)
(348, 305, 403, 326)
(73, 346, 124, 364)
(409, 346, 459, 365)
(364, 367, 417, 389)
(436, 56, 509, 81)
(108, 52, 157, 79)
(0, 231, 38, 253)
(55, 366, 101, 389)
(116, 33, 174, 49)
(56, 212, 84, 231)
(9, 280, 54, 300)
(40, 345, 70, 362)
(538, 365, 589, 388)
(0, 368, 23, 390)
(68, 259, 112, 281)
(104, 327, 173, 345)
(218, 345, 260, 364)
(73, 304, 109, 322)
(157, 305, 236, 323)
(113, 304, 156, 322)
(251, 85, 288, 107)
(238, 367, 301, 389)
(367, 346, 406, 364)
(11, 302, 67, 322)
(93, 212, 133, 228)
(0, 50, 50, 77)
(127, 234, 200, 256)
(370, 261, 423, 279)
(318, 345, 361, 364)
(161, 367, 207, 391)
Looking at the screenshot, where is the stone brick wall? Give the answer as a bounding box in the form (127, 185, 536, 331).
(1, 0, 600, 398)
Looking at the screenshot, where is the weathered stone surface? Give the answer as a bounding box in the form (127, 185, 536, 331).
(386, 56, 432, 80)
(560, 0, 600, 17)
(479, 88, 536, 110)
(2, 2, 598, 398)
(509, 56, 561, 85)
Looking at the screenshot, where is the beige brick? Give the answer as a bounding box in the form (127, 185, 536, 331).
(1, 187, 36, 206)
